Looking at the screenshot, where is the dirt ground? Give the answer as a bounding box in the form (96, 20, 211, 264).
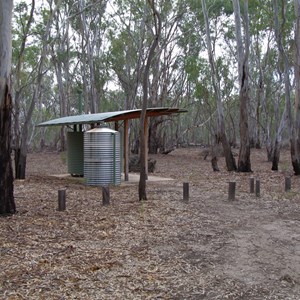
(1, 148, 300, 299)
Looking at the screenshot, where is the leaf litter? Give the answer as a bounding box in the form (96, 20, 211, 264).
(1, 148, 300, 299)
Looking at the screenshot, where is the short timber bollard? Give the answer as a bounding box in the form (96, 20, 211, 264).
(102, 186, 110, 206)
(183, 182, 189, 201)
(285, 176, 291, 192)
(58, 189, 66, 211)
(255, 179, 260, 197)
(249, 177, 255, 193)
(228, 181, 236, 201)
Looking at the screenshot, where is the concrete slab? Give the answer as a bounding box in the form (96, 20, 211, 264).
(121, 173, 174, 185)
(50, 173, 174, 185)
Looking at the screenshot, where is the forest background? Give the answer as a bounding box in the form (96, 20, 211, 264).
(1, 2, 300, 297)
(9, 0, 300, 178)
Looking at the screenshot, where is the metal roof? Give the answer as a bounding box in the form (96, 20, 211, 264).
(37, 107, 187, 127)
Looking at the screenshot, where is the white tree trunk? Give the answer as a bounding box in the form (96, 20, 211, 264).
(232, 0, 252, 172)
(0, 2, 12, 104)
(0, 0, 16, 214)
(201, 0, 237, 171)
(79, 0, 98, 113)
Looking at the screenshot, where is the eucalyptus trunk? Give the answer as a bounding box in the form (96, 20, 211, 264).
(292, 0, 300, 174)
(139, 1, 161, 201)
(13, 0, 34, 179)
(52, 54, 66, 151)
(0, 0, 16, 214)
(271, 0, 293, 171)
(79, 0, 98, 113)
(14, 0, 62, 179)
(52, 12, 70, 151)
(202, 0, 237, 171)
(233, 0, 252, 172)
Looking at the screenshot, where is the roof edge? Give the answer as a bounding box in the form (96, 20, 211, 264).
(37, 107, 187, 127)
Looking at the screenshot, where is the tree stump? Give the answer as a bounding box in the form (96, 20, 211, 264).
(285, 177, 291, 192)
(129, 155, 156, 173)
(211, 157, 220, 172)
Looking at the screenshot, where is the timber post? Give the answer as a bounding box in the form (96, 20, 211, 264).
(228, 181, 236, 201)
(249, 177, 255, 193)
(183, 182, 189, 202)
(102, 186, 110, 206)
(58, 189, 66, 211)
(255, 179, 260, 197)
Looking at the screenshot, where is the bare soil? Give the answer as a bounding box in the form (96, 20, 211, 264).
(1, 148, 300, 299)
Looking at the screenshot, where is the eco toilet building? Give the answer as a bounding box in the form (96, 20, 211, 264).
(37, 108, 187, 182)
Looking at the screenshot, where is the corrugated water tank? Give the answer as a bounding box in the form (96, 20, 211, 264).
(84, 127, 121, 186)
(67, 131, 84, 176)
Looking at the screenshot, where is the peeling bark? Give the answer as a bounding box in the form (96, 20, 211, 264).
(0, 85, 15, 215)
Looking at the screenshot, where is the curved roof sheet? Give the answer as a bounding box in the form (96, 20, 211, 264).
(37, 107, 187, 127)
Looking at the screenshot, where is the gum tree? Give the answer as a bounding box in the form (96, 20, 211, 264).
(233, 0, 252, 172)
(13, 0, 62, 179)
(0, 0, 16, 214)
(291, 0, 300, 174)
(139, 0, 162, 200)
(201, 0, 237, 171)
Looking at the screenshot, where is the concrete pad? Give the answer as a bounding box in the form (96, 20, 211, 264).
(121, 173, 174, 185)
(50, 173, 174, 185)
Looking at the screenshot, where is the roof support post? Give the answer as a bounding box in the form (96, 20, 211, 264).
(124, 119, 129, 181)
(114, 121, 119, 131)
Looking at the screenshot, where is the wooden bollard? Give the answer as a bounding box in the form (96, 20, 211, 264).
(102, 186, 110, 206)
(228, 181, 236, 201)
(255, 179, 260, 197)
(249, 177, 255, 193)
(58, 189, 66, 211)
(183, 182, 189, 201)
(285, 176, 291, 192)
